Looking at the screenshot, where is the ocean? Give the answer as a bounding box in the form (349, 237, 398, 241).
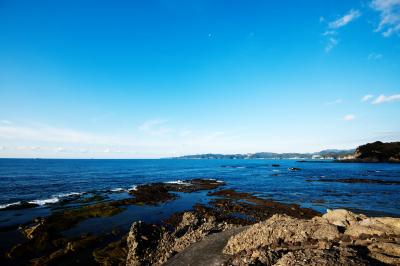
(1, 158, 399, 216)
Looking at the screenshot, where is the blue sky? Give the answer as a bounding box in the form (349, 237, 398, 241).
(0, 0, 400, 158)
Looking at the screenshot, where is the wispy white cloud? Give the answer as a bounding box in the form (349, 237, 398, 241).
(325, 37, 339, 52)
(0, 121, 232, 158)
(138, 119, 171, 136)
(371, 0, 400, 37)
(323, 30, 336, 36)
(329, 9, 361, 29)
(368, 53, 383, 60)
(343, 114, 356, 121)
(372, 94, 400, 104)
(0, 124, 105, 144)
(325, 99, 343, 105)
(323, 9, 360, 52)
(361, 94, 374, 101)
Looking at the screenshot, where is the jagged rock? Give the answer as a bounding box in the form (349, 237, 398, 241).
(126, 211, 235, 266)
(125, 206, 400, 266)
(223, 214, 340, 255)
(222, 210, 400, 266)
(322, 209, 366, 227)
(273, 247, 369, 266)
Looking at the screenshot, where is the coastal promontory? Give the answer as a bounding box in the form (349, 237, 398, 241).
(339, 141, 400, 163)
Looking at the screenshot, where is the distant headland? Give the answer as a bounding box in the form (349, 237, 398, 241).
(174, 141, 400, 163)
(338, 141, 400, 163)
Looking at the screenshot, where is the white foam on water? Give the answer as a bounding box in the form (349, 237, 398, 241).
(165, 180, 191, 186)
(111, 188, 125, 192)
(0, 191, 84, 209)
(0, 201, 22, 209)
(128, 185, 137, 191)
(56, 192, 83, 198)
(28, 197, 60, 206)
(204, 178, 224, 183)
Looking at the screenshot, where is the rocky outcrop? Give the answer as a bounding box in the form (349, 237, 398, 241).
(126, 212, 236, 266)
(224, 209, 400, 265)
(339, 141, 400, 163)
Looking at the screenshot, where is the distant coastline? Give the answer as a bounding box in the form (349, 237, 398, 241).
(173, 141, 400, 163)
(173, 149, 354, 160)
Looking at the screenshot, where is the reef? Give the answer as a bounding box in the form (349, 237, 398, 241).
(0, 178, 225, 265)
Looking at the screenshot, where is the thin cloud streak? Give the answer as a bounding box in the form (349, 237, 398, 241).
(371, 0, 400, 37)
(323, 9, 360, 52)
(372, 94, 400, 104)
(361, 94, 374, 101)
(329, 9, 361, 29)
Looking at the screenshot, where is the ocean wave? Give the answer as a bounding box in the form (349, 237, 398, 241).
(0, 201, 22, 209)
(0, 191, 84, 210)
(109, 185, 137, 193)
(29, 197, 60, 205)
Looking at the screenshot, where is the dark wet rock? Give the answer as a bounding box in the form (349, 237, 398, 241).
(93, 236, 128, 266)
(315, 178, 400, 185)
(207, 189, 319, 223)
(128, 179, 225, 205)
(129, 183, 176, 205)
(2, 179, 225, 265)
(164, 179, 224, 193)
(47, 203, 124, 232)
(79, 194, 106, 203)
(288, 167, 302, 171)
(4, 202, 124, 264)
(28, 234, 101, 266)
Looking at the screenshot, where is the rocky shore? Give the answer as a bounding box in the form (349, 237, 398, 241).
(1, 178, 399, 265)
(127, 209, 400, 265)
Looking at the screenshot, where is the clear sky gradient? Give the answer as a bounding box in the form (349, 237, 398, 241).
(1, 0, 400, 158)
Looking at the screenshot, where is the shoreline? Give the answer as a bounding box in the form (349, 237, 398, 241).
(1, 179, 319, 265)
(1, 178, 399, 265)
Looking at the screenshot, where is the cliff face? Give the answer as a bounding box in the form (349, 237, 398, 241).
(349, 141, 400, 163)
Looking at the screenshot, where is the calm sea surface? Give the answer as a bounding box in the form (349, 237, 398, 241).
(0, 158, 399, 216)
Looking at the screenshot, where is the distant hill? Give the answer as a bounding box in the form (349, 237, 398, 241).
(338, 141, 400, 163)
(174, 149, 355, 160)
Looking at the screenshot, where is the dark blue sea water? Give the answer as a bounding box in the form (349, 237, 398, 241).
(0, 159, 399, 216)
